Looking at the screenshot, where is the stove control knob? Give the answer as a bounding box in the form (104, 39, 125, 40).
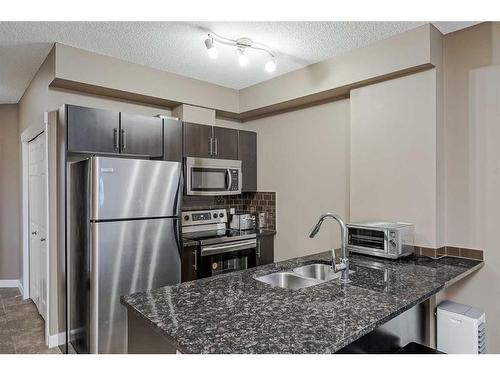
(184, 215, 189, 221)
(213, 213, 218, 219)
(219, 213, 224, 218)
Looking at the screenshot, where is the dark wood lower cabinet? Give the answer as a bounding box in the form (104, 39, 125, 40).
(256, 235, 274, 266)
(181, 245, 198, 282)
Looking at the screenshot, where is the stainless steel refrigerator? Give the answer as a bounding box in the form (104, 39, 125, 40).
(68, 156, 182, 354)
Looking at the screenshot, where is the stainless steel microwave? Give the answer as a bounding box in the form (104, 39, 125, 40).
(346, 222, 415, 259)
(185, 157, 242, 196)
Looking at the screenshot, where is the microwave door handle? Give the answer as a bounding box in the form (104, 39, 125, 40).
(226, 169, 232, 190)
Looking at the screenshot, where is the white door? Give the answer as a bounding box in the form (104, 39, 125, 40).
(28, 133, 47, 320)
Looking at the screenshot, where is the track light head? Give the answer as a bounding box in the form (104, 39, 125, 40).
(265, 58, 276, 73)
(204, 38, 218, 59)
(237, 48, 249, 67)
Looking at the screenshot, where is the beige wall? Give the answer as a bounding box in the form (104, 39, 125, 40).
(443, 23, 493, 247)
(54, 43, 239, 114)
(19, 48, 176, 135)
(350, 69, 439, 247)
(441, 23, 500, 353)
(239, 24, 439, 112)
(0, 105, 20, 280)
(245, 100, 350, 261)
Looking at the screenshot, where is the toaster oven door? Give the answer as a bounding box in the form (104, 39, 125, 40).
(347, 227, 388, 256)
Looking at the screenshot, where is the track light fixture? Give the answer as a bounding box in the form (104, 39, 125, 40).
(204, 37, 218, 59)
(204, 32, 277, 73)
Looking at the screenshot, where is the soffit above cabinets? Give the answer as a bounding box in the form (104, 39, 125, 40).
(0, 21, 480, 104)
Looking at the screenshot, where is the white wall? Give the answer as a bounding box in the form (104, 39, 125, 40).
(245, 100, 350, 261)
(350, 70, 439, 247)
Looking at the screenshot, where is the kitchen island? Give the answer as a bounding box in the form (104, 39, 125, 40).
(121, 251, 483, 354)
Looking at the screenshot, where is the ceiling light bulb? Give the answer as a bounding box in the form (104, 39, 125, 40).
(207, 47, 218, 59)
(205, 38, 218, 59)
(237, 48, 249, 67)
(265, 59, 276, 73)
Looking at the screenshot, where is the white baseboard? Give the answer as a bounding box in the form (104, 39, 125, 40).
(0, 279, 20, 288)
(17, 280, 25, 296)
(48, 332, 66, 348)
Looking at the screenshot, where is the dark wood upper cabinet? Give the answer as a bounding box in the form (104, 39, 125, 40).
(163, 118, 182, 162)
(67, 105, 120, 154)
(120, 113, 163, 157)
(182, 123, 239, 160)
(238, 130, 257, 191)
(183, 122, 213, 158)
(213, 126, 238, 160)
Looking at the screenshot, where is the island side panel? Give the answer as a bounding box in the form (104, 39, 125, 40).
(127, 310, 177, 354)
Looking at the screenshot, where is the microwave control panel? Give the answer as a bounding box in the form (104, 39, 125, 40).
(229, 169, 239, 191)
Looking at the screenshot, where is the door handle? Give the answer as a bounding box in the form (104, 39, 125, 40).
(113, 128, 118, 150)
(121, 129, 127, 151)
(209, 137, 213, 156)
(214, 138, 218, 156)
(192, 250, 197, 271)
(256, 240, 261, 258)
(225, 169, 233, 190)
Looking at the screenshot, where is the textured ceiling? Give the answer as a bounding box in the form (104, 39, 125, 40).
(0, 21, 480, 104)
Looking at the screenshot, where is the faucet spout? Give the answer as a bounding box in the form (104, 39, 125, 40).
(309, 212, 350, 283)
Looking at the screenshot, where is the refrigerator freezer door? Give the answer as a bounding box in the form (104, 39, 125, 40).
(90, 218, 181, 354)
(91, 157, 181, 220)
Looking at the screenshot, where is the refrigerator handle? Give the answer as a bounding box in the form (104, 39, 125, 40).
(173, 167, 184, 257)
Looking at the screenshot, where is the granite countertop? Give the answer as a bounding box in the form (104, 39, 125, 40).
(121, 252, 483, 354)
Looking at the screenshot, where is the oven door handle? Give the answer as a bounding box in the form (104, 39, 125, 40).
(201, 239, 257, 256)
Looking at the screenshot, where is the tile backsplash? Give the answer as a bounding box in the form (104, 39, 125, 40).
(182, 192, 276, 231)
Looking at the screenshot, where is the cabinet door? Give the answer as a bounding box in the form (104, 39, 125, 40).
(238, 130, 257, 191)
(256, 236, 274, 266)
(163, 118, 182, 162)
(213, 126, 238, 160)
(67, 105, 120, 154)
(183, 122, 213, 158)
(120, 113, 163, 157)
(181, 246, 198, 282)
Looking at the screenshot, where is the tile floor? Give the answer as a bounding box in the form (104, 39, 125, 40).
(0, 288, 61, 354)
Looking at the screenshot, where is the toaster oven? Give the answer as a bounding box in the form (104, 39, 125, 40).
(346, 222, 414, 259)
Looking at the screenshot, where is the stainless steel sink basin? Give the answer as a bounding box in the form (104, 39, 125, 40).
(254, 272, 323, 290)
(292, 263, 339, 281)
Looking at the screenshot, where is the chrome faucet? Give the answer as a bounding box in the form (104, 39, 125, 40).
(309, 212, 350, 283)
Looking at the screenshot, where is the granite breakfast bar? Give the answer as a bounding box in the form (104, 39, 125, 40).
(121, 251, 483, 354)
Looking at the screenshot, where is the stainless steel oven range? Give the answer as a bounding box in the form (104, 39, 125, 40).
(182, 209, 257, 278)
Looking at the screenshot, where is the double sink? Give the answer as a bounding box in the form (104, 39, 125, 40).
(254, 263, 353, 290)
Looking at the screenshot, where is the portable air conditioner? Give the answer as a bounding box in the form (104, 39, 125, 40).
(437, 300, 486, 354)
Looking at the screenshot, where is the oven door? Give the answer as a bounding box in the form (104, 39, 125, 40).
(185, 157, 242, 196)
(199, 239, 257, 278)
(347, 226, 388, 257)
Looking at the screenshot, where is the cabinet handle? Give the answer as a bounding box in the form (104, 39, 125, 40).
(121, 128, 127, 150)
(40, 238, 46, 242)
(192, 250, 197, 271)
(209, 137, 213, 155)
(214, 138, 218, 156)
(31, 231, 38, 236)
(256, 240, 261, 258)
(113, 128, 118, 150)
